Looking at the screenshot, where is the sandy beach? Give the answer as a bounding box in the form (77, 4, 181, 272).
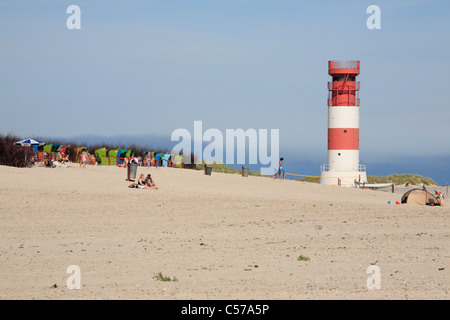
(0, 164, 448, 300)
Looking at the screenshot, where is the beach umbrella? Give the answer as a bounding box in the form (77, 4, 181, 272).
(14, 139, 45, 165)
(14, 138, 45, 147)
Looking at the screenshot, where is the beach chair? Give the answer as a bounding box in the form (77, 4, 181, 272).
(36, 151, 45, 163)
(100, 156, 110, 166)
(109, 157, 117, 166)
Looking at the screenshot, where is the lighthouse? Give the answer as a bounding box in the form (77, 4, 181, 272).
(320, 60, 367, 186)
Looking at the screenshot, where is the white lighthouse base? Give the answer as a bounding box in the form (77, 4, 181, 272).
(320, 170, 367, 187)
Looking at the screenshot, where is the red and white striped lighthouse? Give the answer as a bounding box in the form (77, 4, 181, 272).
(320, 60, 367, 186)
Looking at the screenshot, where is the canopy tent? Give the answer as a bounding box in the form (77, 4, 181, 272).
(401, 189, 441, 206)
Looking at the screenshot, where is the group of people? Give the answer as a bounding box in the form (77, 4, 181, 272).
(117, 156, 140, 168)
(129, 174, 158, 190)
(57, 150, 70, 164)
(31, 150, 69, 168)
(143, 155, 173, 168)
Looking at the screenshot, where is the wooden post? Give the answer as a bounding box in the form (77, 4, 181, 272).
(392, 184, 394, 193)
(126, 160, 130, 181)
(338, 178, 341, 186)
(362, 182, 365, 189)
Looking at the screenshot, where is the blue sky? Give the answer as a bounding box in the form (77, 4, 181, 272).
(1, 0, 449, 180)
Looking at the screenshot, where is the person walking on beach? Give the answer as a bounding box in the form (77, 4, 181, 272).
(273, 157, 285, 180)
(80, 151, 87, 169)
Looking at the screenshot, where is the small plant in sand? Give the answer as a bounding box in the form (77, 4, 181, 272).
(297, 255, 310, 261)
(153, 272, 178, 282)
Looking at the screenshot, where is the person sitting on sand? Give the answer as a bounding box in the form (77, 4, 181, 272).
(29, 155, 36, 167)
(89, 154, 96, 165)
(59, 152, 68, 163)
(145, 174, 158, 189)
(137, 174, 147, 189)
(45, 160, 55, 168)
(118, 157, 127, 168)
(57, 150, 64, 163)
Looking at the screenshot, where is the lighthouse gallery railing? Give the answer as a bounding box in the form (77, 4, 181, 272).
(321, 164, 366, 172)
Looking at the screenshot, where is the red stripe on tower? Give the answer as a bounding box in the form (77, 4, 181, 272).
(328, 128, 359, 150)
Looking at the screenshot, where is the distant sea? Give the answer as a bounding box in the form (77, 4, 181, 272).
(218, 155, 450, 186)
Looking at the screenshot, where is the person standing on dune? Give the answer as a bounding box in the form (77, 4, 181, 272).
(273, 157, 284, 180)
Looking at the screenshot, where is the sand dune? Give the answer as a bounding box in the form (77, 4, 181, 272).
(0, 164, 448, 299)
